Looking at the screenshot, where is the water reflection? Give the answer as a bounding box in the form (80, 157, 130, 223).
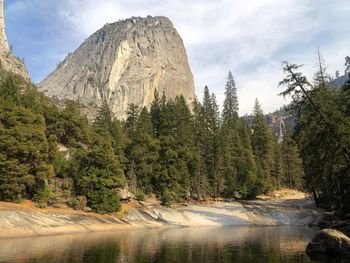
(0, 226, 344, 263)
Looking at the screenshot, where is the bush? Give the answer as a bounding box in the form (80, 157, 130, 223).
(135, 189, 145, 201)
(48, 178, 74, 207)
(69, 195, 87, 210)
(161, 188, 176, 207)
(87, 188, 121, 214)
(33, 186, 53, 208)
(246, 184, 258, 199)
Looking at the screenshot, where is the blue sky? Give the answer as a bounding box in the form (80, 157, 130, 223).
(4, 0, 350, 115)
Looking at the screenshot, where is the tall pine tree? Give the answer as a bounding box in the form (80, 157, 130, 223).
(251, 99, 274, 193)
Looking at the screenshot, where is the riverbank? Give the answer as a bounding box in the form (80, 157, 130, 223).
(0, 189, 324, 239)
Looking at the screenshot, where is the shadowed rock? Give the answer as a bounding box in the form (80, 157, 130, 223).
(306, 229, 350, 258)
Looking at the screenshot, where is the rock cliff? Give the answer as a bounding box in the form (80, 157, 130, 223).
(0, 0, 30, 80)
(39, 16, 195, 119)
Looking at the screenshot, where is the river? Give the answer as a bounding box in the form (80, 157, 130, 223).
(0, 226, 347, 263)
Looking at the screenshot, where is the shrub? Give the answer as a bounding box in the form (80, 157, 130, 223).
(33, 186, 53, 208)
(135, 189, 145, 201)
(161, 188, 176, 207)
(87, 188, 121, 214)
(69, 195, 87, 210)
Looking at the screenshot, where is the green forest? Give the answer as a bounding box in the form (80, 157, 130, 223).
(0, 55, 349, 214)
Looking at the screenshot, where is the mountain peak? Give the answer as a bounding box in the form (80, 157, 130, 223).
(39, 16, 195, 119)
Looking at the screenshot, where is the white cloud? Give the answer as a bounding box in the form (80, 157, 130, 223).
(20, 0, 350, 115)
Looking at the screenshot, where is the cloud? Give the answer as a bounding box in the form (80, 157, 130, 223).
(5, 0, 350, 115)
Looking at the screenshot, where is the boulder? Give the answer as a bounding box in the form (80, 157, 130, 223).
(118, 187, 135, 201)
(191, 193, 205, 202)
(234, 191, 242, 200)
(83, 207, 92, 212)
(306, 229, 350, 258)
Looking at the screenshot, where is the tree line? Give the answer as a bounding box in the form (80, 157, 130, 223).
(0, 66, 304, 213)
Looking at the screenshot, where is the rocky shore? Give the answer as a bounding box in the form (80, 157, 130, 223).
(0, 189, 324, 239)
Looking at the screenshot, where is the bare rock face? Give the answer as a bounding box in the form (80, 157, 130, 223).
(306, 229, 350, 258)
(0, 0, 30, 80)
(0, 52, 30, 80)
(39, 16, 195, 120)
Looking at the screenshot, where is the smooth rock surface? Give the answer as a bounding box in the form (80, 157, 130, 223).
(0, 189, 324, 239)
(39, 16, 195, 120)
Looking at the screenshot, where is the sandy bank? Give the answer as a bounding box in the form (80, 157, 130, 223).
(0, 189, 324, 239)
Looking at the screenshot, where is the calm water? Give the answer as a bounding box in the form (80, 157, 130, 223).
(0, 226, 348, 263)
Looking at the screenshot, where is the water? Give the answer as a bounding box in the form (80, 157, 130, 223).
(0, 226, 348, 263)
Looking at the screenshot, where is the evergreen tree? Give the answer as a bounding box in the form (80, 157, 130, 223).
(345, 56, 350, 73)
(280, 61, 350, 212)
(44, 100, 91, 147)
(93, 100, 113, 135)
(157, 96, 194, 203)
(73, 136, 126, 213)
(137, 107, 154, 135)
(220, 124, 240, 196)
(251, 99, 274, 193)
(191, 98, 209, 199)
(94, 100, 125, 166)
(125, 107, 160, 194)
(0, 99, 54, 201)
(280, 125, 304, 189)
(236, 118, 258, 197)
(203, 88, 215, 179)
(201, 86, 221, 196)
(222, 71, 239, 125)
(124, 103, 139, 138)
(313, 48, 330, 89)
(150, 89, 162, 137)
(271, 139, 283, 189)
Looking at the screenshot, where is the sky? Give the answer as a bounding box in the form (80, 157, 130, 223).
(4, 0, 350, 115)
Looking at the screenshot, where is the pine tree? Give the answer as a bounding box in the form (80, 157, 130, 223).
(73, 136, 126, 213)
(236, 118, 257, 197)
(313, 48, 330, 89)
(124, 103, 139, 138)
(0, 102, 54, 201)
(94, 100, 125, 169)
(281, 125, 304, 189)
(156, 96, 194, 203)
(210, 93, 223, 197)
(251, 99, 274, 193)
(150, 89, 161, 137)
(222, 71, 239, 125)
(191, 98, 209, 199)
(137, 107, 154, 136)
(345, 56, 350, 73)
(271, 139, 283, 189)
(201, 86, 221, 196)
(93, 100, 113, 135)
(126, 107, 160, 194)
(202, 86, 217, 196)
(280, 61, 350, 211)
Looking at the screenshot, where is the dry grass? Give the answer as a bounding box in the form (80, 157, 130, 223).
(257, 188, 310, 201)
(0, 199, 142, 219)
